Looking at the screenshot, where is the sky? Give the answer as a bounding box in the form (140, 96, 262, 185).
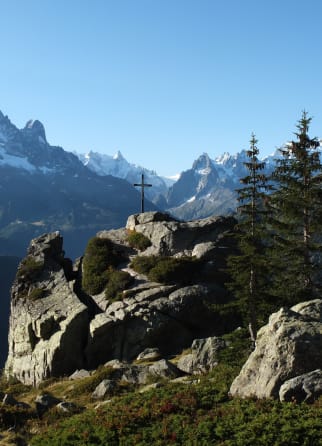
(1, 0, 322, 177)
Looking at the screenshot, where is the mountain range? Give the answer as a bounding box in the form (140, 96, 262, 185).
(78, 149, 278, 221)
(0, 111, 157, 259)
(0, 109, 306, 369)
(0, 109, 290, 260)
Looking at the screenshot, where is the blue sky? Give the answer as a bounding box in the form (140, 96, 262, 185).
(1, 0, 322, 176)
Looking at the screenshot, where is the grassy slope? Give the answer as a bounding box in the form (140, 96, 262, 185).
(0, 329, 321, 446)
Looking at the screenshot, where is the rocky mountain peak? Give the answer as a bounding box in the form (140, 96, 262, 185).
(192, 152, 213, 173)
(23, 119, 47, 144)
(113, 150, 125, 161)
(0, 111, 19, 142)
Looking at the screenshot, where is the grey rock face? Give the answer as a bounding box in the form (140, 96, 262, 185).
(177, 336, 226, 374)
(85, 284, 219, 367)
(5, 232, 88, 386)
(279, 369, 322, 403)
(230, 300, 322, 399)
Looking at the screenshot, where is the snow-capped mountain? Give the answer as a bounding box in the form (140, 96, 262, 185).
(77, 150, 173, 204)
(0, 111, 156, 258)
(165, 150, 277, 220)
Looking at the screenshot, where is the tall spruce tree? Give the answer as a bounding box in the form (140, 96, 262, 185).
(269, 112, 322, 304)
(227, 134, 271, 342)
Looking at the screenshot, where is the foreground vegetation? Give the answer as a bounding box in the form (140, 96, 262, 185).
(0, 329, 321, 445)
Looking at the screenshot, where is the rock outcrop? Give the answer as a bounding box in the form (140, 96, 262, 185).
(5, 212, 236, 385)
(230, 299, 322, 400)
(5, 232, 89, 386)
(125, 211, 235, 257)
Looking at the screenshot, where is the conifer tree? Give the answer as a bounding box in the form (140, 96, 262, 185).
(227, 134, 271, 342)
(269, 112, 322, 303)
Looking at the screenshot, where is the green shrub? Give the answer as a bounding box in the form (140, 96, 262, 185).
(126, 230, 152, 251)
(130, 255, 158, 275)
(131, 255, 199, 284)
(104, 269, 134, 302)
(82, 237, 125, 295)
(148, 256, 198, 285)
(17, 257, 44, 280)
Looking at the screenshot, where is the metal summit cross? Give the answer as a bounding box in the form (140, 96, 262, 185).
(133, 173, 152, 213)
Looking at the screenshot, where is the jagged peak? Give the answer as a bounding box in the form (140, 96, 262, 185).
(192, 152, 213, 172)
(24, 119, 47, 144)
(113, 150, 125, 161)
(215, 151, 232, 165)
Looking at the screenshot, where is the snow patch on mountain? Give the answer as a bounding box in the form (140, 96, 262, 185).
(0, 145, 36, 172)
(78, 150, 172, 202)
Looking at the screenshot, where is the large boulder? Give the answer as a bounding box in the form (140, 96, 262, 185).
(230, 299, 322, 399)
(5, 232, 88, 386)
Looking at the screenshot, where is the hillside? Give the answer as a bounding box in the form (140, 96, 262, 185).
(1, 325, 321, 445)
(1, 212, 322, 445)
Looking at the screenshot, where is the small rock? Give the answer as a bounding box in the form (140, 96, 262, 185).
(148, 359, 182, 380)
(104, 359, 125, 369)
(120, 366, 146, 385)
(136, 347, 161, 362)
(170, 376, 200, 385)
(69, 369, 91, 380)
(2, 393, 19, 406)
(139, 383, 163, 393)
(192, 242, 216, 260)
(2, 393, 30, 409)
(56, 401, 79, 413)
(177, 354, 194, 374)
(92, 379, 116, 399)
(94, 400, 112, 409)
(35, 393, 61, 417)
(177, 336, 226, 374)
(279, 369, 322, 403)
